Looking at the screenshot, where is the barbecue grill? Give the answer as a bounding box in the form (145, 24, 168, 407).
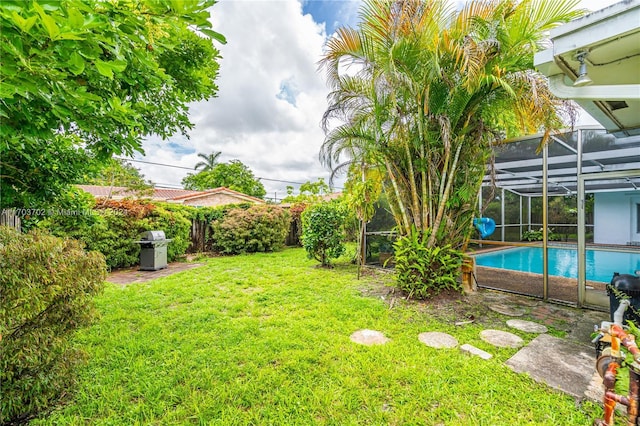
(135, 230, 172, 271)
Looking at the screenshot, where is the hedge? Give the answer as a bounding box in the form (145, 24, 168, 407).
(211, 204, 290, 254)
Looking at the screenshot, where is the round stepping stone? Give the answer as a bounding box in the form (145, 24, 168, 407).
(489, 303, 526, 317)
(350, 329, 390, 346)
(480, 329, 524, 348)
(506, 319, 548, 334)
(418, 332, 458, 348)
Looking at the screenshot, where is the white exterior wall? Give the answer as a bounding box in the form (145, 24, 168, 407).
(594, 192, 636, 245)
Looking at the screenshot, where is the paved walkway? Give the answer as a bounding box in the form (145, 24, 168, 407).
(107, 262, 204, 285)
(466, 292, 609, 403)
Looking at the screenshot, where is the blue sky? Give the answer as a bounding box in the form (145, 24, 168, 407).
(132, 0, 620, 199)
(302, 0, 360, 34)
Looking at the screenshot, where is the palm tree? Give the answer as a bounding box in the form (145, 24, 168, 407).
(194, 151, 221, 172)
(320, 0, 582, 251)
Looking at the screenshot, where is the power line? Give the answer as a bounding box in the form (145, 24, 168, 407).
(154, 182, 185, 189)
(116, 157, 341, 188)
(116, 157, 193, 170)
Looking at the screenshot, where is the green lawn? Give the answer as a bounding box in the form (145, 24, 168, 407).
(35, 248, 599, 425)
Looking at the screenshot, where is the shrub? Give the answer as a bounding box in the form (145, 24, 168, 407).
(85, 209, 143, 269)
(393, 231, 463, 299)
(521, 227, 561, 242)
(301, 201, 347, 267)
(144, 205, 191, 262)
(40, 197, 153, 269)
(0, 227, 106, 424)
(41, 198, 193, 269)
(211, 205, 290, 254)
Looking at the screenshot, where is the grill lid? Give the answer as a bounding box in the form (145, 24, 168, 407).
(139, 230, 167, 241)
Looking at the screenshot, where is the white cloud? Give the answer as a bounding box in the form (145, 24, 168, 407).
(137, 0, 338, 199)
(132, 0, 622, 198)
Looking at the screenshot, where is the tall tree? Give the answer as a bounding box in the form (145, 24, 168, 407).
(182, 160, 267, 199)
(194, 151, 222, 172)
(320, 0, 581, 252)
(0, 0, 225, 209)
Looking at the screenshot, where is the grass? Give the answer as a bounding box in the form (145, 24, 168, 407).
(34, 248, 601, 425)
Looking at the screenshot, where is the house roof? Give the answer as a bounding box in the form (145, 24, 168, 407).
(534, 1, 640, 137)
(169, 187, 265, 204)
(76, 185, 265, 204)
(76, 185, 201, 200)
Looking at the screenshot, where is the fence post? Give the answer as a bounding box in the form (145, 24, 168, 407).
(0, 209, 21, 231)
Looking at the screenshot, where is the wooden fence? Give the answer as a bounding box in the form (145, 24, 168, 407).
(0, 209, 21, 231)
(189, 220, 209, 253)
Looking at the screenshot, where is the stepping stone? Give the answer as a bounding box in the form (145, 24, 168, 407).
(506, 334, 595, 399)
(489, 303, 526, 317)
(506, 319, 548, 334)
(350, 329, 390, 346)
(480, 329, 524, 348)
(460, 344, 492, 360)
(418, 332, 458, 348)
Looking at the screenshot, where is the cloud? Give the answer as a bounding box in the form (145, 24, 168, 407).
(137, 0, 341, 198)
(134, 0, 614, 198)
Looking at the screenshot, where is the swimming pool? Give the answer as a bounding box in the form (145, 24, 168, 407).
(473, 246, 640, 283)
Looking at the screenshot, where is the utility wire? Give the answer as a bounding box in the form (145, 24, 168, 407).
(116, 157, 342, 189)
(116, 157, 192, 170)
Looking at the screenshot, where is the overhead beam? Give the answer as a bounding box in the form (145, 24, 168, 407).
(490, 147, 639, 170)
(548, 75, 640, 101)
(486, 162, 640, 181)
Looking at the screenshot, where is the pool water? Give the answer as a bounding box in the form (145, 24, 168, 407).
(473, 246, 640, 283)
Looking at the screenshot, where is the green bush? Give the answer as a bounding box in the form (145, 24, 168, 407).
(144, 205, 191, 262)
(211, 205, 290, 254)
(40, 198, 193, 269)
(160, 202, 252, 252)
(93, 217, 141, 268)
(393, 231, 463, 299)
(301, 201, 347, 267)
(521, 227, 561, 242)
(0, 227, 106, 424)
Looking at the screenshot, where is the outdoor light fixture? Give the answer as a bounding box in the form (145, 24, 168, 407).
(573, 51, 593, 87)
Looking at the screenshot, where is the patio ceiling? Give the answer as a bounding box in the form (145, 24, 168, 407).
(534, 0, 640, 137)
(483, 127, 640, 197)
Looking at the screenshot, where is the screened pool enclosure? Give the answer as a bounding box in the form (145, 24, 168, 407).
(365, 126, 640, 308)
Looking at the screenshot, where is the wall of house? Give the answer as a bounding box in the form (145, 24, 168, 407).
(594, 192, 637, 245)
(182, 193, 256, 207)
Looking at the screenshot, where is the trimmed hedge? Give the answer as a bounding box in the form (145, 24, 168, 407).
(211, 205, 290, 254)
(0, 227, 106, 424)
